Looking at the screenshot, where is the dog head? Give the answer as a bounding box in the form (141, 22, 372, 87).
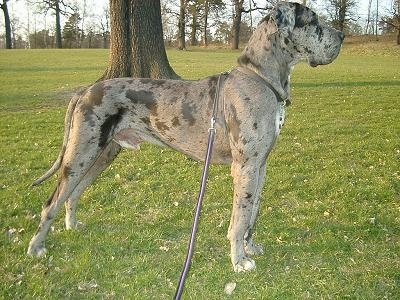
(274, 1, 344, 67)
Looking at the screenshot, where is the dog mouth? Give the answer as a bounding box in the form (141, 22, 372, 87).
(308, 56, 322, 67)
(308, 45, 342, 67)
(308, 60, 319, 67)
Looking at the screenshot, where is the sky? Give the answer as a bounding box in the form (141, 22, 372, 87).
(2, 0, 395, 39)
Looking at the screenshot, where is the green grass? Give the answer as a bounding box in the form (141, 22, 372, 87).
(0, 43, 399, 299)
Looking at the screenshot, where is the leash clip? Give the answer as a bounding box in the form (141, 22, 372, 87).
(209, 117, 216, 133)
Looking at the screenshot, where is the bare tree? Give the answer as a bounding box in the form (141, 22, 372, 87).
(29, 0, 74, 48)
(231, 0, 244, 49)
(161, 1, 176, 46)
(202, 0, 225, 47)
(375, 0, 378, 37)
(0, 0, 12, 48)
(381, 0, 400, 44)
(177, 0, 186, 50)
(98, 3, 109, 48)
(231, 0, 273, 49)
(79, 0, 87, 47)
(185, 0, 225, 47)
(325, 0, 357, 32)
(100, 0, 179, 80)
(215, 20, 231, 44)
(365, 0, 373, 34)
(187, 0, 200, 45)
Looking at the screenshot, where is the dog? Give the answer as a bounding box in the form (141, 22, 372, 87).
(27, 2, 343, 272)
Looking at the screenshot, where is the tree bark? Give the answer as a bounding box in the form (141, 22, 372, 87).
(1, 0, 12, 49)
(203, 0, 209, 46)
(327, 0, 357, 32)
(190, 8, 198, 46)
(100, 0, 179, 80)
(55, 0, 62, 48)
(231, 0, 244, 50)
(397, 0, 400, 44)
(178, 0, 186, 50)
(100, 5, 110, 49)
(365, 0, 372, 34)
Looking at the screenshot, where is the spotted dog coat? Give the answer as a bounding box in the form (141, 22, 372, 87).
(28, 2, 343, 272)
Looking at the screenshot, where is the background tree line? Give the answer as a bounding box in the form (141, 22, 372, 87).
(1, 0, 399, 49)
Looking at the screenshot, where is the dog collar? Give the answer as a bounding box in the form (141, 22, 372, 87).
(236, 67, 290, 106)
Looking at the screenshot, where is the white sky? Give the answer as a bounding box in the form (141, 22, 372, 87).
(2, 0, 395, 39)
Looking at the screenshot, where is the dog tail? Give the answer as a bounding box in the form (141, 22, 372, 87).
(32, 91, 82, 186)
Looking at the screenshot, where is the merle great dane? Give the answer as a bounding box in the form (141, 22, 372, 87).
(28, 2, 343, 272)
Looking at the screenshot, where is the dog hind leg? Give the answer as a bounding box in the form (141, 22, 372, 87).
(65, 141, 122, 229)
(27, 140, 120, 257)
(27, 171, 84, 256)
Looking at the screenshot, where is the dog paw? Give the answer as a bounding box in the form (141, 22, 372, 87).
(66, 220, 84, 230)
(27, 245, 47, 257)
(245, 242, 264, 256)
(233, 257, 256, 273)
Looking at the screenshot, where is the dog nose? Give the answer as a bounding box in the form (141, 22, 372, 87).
(338, 31, 345, 41)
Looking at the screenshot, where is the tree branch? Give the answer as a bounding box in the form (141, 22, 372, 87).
(381, 17, 399, 30)
(241, 0, 273, 14)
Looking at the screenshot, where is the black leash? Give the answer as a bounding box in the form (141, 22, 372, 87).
(174, 74, 225, 300)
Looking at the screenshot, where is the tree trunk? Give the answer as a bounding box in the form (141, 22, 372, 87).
(178, 0, 186, 50)
(55, 0, 62, 48)
(231, 0, 243, 50)
(190, 10, 197, 46)
(1, 0, 12, 49)
(203, 0, 209, 47)
(100, 0, 179, 80)
(337, 0, 346, 32)
(103, 0, 131, 78)
(365, 0, 372, 34)
(396, 0, 400, 44)
(80, 0, 87, 48)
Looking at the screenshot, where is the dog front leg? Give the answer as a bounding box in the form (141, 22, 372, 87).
(244, 162, 267, 256)
(227, 160, 260, 272)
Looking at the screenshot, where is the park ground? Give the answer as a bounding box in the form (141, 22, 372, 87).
(0, 37, 399, 298)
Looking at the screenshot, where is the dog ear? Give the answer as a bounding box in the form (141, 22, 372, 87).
(274, 2, 296, 37)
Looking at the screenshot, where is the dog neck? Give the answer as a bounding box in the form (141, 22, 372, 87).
(237, 17, 297, 102)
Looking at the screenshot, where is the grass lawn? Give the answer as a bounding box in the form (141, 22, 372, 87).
(0, 42, 399, 299)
